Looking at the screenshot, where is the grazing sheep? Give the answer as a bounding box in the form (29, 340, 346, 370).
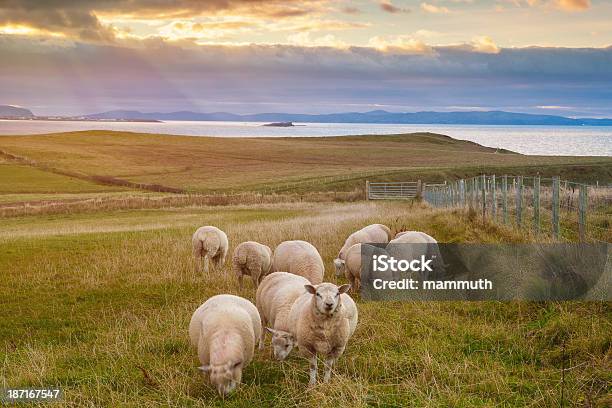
(288, 283, 353, 385)
(394, 231, 408, 239)
(255, 272, 310, 360)
(271, 240, 324, 284)
(343, 243, 363, 293)
(232, 241, 273, 288)
(388, 231, 444, 280)
(192, 226, 228, 273)
(334, 224, 391, 277)
(188, 294, 261, 396)
(390, 230, 437, 245)
(342, 243, 394, 292)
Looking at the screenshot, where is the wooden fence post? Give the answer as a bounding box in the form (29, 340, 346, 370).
(552, 176, 560, 239)
(474, 177, 478, 208)
(533, 175, 540, 234)
(481, 174, 487, 220)
(467, 179, 472, 210)
(491, 175, 497, 219)
(578, 184, 587, 241)
(516, 176, 523, 227)
(416, 180, 423, 200)
(366, 180, 370, 201)
(502, 175, 508, 224)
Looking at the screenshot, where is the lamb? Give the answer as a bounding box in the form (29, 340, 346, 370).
(188, 294, 262, 396)
(388, 231, 445, 280)
(192, 226, 228, 273)
(255, 272, 310, 360)
(334, 224, 391, 277)
(288, 283, 353, 384)
(271, 240, 324, 284)
(232, 241, 273, 288)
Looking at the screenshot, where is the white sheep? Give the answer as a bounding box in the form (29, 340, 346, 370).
(255, 272, 310, 360)
(341, 243, 394, 292)
(334, 224, 391, 277)
(394, 231, 408, 239)
(388, 231, 444, 280)
(192, 226, 228, 273)
(342, 243, 363, 293)
(232, 241, 273, 288)
(188, 294, 262, 396)
(271, 240, 324, 284)
(341, 291, 359, 338)
(288, 282, 353, 385)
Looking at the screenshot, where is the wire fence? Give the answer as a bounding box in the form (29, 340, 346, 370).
(423, 175, 612, 243)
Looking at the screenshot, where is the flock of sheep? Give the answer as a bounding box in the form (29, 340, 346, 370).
(188, 224, 438, 396)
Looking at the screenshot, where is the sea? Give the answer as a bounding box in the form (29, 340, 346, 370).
(0, 120, 610, 157)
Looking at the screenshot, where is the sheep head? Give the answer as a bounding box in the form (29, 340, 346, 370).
(333, 258, 346, 277)
(265, 327, 295, 360)
(304, 283, 351, 317)
(199, 361, 242, 395)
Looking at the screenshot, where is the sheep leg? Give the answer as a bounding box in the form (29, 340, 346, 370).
(323, 356, 336, 383)
(238, 273, 243, 289)
(251, 269, 259, 289)
(192, 240, 203, 272)
(258, 317, 266, 350)
(355, 277, 361, 293)
(202, 255, 209, 273)
(308, 355, 318, 385)
(218, 253, 227, 269)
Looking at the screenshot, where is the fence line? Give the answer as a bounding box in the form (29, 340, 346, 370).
(423, 174, 611, 243)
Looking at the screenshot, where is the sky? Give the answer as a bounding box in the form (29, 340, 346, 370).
(0, 0, 611, 117)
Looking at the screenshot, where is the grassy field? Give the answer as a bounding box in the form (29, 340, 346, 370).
(1, 131, 610, 195)
(1, 201, 609, 407)
(0, 163, 128, 194)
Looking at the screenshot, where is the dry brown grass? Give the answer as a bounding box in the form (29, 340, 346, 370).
(0, 190, 364, 218)
(1, 130, 609, 193)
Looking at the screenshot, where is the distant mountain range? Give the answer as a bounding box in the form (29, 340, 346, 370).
(84, 109, 612, 126)
(3, 104, 612, 126)
(0, 105, 34, 117)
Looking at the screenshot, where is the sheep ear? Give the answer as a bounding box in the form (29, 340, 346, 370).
(338, 284, 351, 294)
(266, 327, 277, 334)
(304, 284, 317, 294)
(334, 259, 345, 267)
(198, 365, 211, 372)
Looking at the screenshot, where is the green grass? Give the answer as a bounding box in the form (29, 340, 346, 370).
(0, 164, 128, 194)
(1, 202, 609, 407)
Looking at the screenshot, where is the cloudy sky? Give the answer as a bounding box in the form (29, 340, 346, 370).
(1, 0, 611, 117)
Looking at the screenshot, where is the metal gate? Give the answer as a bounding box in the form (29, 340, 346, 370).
(367, 181, 419, 200)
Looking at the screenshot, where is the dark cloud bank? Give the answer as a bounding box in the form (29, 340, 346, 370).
(1, 36, 611, 116)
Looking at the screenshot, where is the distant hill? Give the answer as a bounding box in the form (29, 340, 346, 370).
(85, 109, 612, 126)
(0, 105, 34, 117)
